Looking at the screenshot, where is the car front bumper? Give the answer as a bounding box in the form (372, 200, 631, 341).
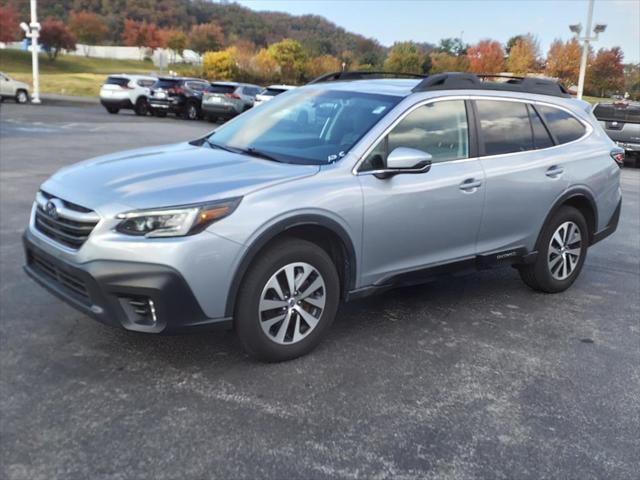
(201, 102, 242, 117)
(23, 228, 235, 334)
(614, 141, 640, 152)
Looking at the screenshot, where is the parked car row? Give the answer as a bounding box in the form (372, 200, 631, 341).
(99, 73, 296, 123)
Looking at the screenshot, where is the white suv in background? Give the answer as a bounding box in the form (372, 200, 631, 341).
(99, 74, 157, 116)
(254, 84, 296, 106)
(0, 72, 30, 104)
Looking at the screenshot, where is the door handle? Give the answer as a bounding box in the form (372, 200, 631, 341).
(546, 166, 564, 178)
(459, 178, 482, 192)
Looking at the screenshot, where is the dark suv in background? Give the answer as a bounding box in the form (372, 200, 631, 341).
(148, 77, 210, 120)
(593, 102, 640, 166)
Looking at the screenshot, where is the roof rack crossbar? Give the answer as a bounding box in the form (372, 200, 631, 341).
(308, 70, 426, 84)
(411, 72, 570, 98)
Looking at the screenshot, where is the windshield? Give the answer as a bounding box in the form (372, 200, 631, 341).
(154, 79, 180, 89)
(208, 88, 401, 165)
(593, 103, 640, 124)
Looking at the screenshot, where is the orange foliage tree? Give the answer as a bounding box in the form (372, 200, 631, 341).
(467, 40, 505, 74)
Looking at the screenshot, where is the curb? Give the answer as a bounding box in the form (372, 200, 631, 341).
(38, 94, 99, 106)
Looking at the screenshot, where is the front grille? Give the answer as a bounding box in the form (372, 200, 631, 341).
(27, 250, 91, 305)
(34, 191, 99, 249)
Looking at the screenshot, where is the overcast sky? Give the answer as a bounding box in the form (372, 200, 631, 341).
(236, 0, 640, 63)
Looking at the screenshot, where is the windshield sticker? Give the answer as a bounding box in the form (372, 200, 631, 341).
(372, 106, 387, 114)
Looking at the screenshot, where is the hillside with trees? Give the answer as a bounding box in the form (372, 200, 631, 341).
(0, 0, 637, 99)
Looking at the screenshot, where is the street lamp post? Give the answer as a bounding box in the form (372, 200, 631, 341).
(569, 0, 607, 100)
(19, 0, 41, 104)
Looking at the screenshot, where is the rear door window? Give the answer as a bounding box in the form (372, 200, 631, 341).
(528, 105, 554, 149)
(537, 105, 586, 144)
(137, 79, 155, 87)
(476, 100, 533, 156)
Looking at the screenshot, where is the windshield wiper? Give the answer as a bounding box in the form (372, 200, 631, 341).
(238, 147, 283, 163)
(204, 138, 236, 153)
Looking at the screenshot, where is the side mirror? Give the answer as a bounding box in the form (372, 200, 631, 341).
(375, 147, 432, 179)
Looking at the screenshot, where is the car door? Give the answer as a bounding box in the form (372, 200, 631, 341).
(357, 99, 486, 286)
(0, 73, 10, 96)
(473, 99, 571, 255)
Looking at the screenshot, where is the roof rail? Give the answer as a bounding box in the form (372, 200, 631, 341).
(412, 72, 570, 98)
(308, 70, 426, 84)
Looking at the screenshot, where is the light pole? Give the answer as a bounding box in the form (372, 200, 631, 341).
(569, 0, 607, 99)
(19, 0, 41, 104)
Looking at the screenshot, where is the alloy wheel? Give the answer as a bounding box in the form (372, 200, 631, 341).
(548, 221, 582, 281)
(258, 262, 326, 345)
(16, 91, 28, 103)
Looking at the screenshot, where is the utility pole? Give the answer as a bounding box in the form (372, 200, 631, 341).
(569, 0, 607, 99)
(20, 0, 41, 103)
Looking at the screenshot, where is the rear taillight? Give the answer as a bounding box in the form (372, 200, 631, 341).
(611, 148, 625, 168)
(225, 93, 241, 99)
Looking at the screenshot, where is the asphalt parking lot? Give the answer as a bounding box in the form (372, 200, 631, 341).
(1, 103, 639, 480)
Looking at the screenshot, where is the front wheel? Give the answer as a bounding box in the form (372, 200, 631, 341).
(518, 206, 588, 293)
(16, 90, 29, 104)
(235, 238, 340, 362)
(134, 98, 149, 116)
(183, 102, 199, 120)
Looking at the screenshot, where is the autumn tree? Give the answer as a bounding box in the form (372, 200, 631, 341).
(429, 51, 470, 73)
(545, 38, 585, 87)
(268, 39, 308, 83)
(467, 40, 505, 74)
(506, 35, 539, 75)
(252, 48, 279, 83)
(383, 42, 425, 74)
(121, 19, 161, 60)
(0, 5, 19, 43)
(69, 11, 108, 56)
(587, 47, 625, 97)
(159, 28, 187, 62)
(435, 37, 467, 56)
(39, 18, 77, 60)
(202, 48, 237, 80)
(188, 23, 224, 55)
(307, 55, 342, 79)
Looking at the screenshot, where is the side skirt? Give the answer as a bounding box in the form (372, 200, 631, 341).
(345, 246, 536, 302)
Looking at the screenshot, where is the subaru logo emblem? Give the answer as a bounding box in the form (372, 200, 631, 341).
(45, 200, 59, 219)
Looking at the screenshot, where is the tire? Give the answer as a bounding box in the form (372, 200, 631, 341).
(106, 106, 119, 114)
(235, 237, 340, 362)
(15, 90, 29, 104)
(183, 102, 199, 120)
(134, 97, 149, 116)
(518, 206, 588, 293)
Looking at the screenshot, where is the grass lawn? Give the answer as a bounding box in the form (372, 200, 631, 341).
(0, 49, 196, 97)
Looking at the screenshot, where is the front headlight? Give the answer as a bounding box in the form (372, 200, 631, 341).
(115, 197, 241, 238)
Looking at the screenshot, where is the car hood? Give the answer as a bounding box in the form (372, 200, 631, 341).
(41, 142, 319, 212)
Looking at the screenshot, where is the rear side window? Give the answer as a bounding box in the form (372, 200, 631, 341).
(246, 87, 261, 96)
(137, 79, 155, 87)
(537, 105, 586, 144)
(105, 76, 129, 87)
(528, 105, 554, 149)
(476, 100, 533, 155)
(593, 104, 640, 124)
(187, 81, 206, 91)
(154, 79, 180, 89)
(263, 88, 285, 97)
(208, 84, 236, 94)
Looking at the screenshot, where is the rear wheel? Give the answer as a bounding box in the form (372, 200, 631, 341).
(16, 90, 29, 104)
(235, 238, 340, 362)
(183, 102, 199, 120)
(518, 206, 588, 293)
(134, 97, 149, 116)
(106, 106, 119, 114)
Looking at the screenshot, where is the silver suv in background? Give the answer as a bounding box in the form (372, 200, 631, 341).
(99, 74, 157, 115)
(23, 72, 622, 362)
(593, 101, 640, 167)
(254, 84, 296, 106)
(201, 82, 262, 121)
(0, 72, 30, 104)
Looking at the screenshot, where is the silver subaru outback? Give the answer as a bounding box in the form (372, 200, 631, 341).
(23, 72, 623, 362)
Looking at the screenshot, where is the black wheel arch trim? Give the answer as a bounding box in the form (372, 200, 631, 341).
(538, 187, 599, 246)
(224, 214, 358, 318)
